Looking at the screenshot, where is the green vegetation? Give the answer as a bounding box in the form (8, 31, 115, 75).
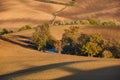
(82, 42, 102, 57)
(18, 25, 32, 32)
(32, 25, 120, 58)
(54, 19, 120, 26)
(32, 24, 54, 51)
(102, 50, 113, 58)
(81, 33, 106, 57)
(0, 28, 13, 35)
(62, 26, 80, 55)
(61, 27, 106, 57)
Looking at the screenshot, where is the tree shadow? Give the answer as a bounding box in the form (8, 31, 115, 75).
(0, 58, 119, 80)
(0, 35, 37, 50)
(56, 65, 120, 80)
(0, 60, 95, 80)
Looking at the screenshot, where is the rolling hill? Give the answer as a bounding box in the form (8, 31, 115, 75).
(0, 1, 120, 79)
(0, 28, 120, 80)
(0, 0, 120, 28)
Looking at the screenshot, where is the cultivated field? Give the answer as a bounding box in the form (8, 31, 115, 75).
(0, 0, 120, 28)
(0, 25, 120, 80)
(0, 0, 120, 80)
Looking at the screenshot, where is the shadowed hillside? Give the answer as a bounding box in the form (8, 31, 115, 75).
(0, 0, 120, 28)
(60, 0, 120, 20)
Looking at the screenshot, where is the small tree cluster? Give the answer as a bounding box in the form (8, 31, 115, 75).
(60, 26, 106, 57)
(0, 28, 13, 35)
(18, 25, 31, 32)
(32, 25, 120, 58)
(32, 24, 54, 51)
(81, 33, 106, 57)
(54, 19, 120, 26)
(62, 26, 80, 54)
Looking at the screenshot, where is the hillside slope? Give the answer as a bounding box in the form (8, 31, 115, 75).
(0, 29, 120, 80)
(0, 0, 120, 28)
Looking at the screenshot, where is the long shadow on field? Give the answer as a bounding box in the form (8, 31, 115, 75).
(0, 60, 94, 80)
(0, 35, 37, 50)
(0, 60, 120, 80)
(56, 65, 120, 80)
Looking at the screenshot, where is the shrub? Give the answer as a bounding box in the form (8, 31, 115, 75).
(102, 50, 113, 58)
(0, 28, 13, 35)
(80, 20, 89, 25)
(18, 25, 32, 32)
(90, 33, 106, 48)
(109, 42, 120, 58)
(59, 21, 66, 25)
(32, 24, 52, 51)
(89, 19, 100, 25)
(74, 20, 81, 25)
(102, 21, 116, 26)
(82, 42, 102, 57)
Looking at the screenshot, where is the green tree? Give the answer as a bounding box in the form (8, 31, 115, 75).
(62, 26, 79, 54)
(82, 42, 102, 57)
(32, 24, 51, 51)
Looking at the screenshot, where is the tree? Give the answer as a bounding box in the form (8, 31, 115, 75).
(54, 40, 62, 54)
(32, 24, 50, 51)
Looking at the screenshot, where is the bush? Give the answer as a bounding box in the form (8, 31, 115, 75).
(102, 21, 116, 26)
(102, 50, 113, 58)
(89, 19, 100, 25)
(18, 25, 32, 32)
(0, 28, 13, 35)
(90, 33, 106, 48)
(80, 20, 89, 25)
(74, 20, 81, 25)
(108, 42, 120, 58)
(82, 42, 102, 57)
(32, 24, 55, 51)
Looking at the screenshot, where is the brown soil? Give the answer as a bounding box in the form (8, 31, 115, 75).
(0, 0, 119, 28)
(0, 26, 120, 80)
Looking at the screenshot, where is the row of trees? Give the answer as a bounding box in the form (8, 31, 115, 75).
(54, 19, 120, 26)
(32, 24, 120, 58)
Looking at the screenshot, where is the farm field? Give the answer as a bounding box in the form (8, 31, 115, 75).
(0, 0, 120, 80)
(0, 25, 120, 80)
